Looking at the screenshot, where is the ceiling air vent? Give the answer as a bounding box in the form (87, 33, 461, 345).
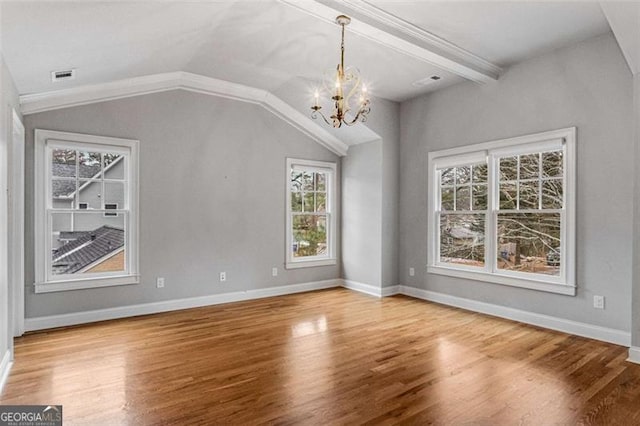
(412, 75, 442, 88)
(51, 69, 76, 82)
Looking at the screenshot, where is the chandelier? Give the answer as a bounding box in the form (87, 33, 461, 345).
(311, 15, 371, 128)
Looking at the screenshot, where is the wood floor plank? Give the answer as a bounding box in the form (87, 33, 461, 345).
(2, 289, 640, 425)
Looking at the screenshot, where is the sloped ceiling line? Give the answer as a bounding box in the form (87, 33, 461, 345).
(19, 71, 351, 156)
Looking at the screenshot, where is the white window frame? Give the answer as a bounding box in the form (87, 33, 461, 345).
(285, 158, 337, 269)
(34, 129, 140, 293)
(427, 127, 576, 295)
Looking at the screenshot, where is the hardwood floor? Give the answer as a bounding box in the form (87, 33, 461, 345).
(2, 288, 640, 425)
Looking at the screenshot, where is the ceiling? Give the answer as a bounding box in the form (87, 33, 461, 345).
(2, 1, 612, 104)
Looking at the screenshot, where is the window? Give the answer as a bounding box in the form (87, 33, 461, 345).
(34, 130, 139, 293)
(286, 158, 337, 269)
(428, 128, 576, 295)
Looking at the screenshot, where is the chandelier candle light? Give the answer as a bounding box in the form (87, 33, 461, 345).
(311, 15, 371, 128)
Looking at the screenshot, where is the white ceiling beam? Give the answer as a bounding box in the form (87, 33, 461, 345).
(280, 0, 502, 83)
(19, 72, 350, 156)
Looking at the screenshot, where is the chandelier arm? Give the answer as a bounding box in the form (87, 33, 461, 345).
(311, 109, 333, 127)
(344, 72, 361, 105)
(342, 102, 371, 126)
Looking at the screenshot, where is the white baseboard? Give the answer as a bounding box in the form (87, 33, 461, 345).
(22, 279, 632, 349)
(398, 285, 631, 347)
(0, 349, 13, 394)
(628, 346, 640, 364)
(382, 285, 400, 297)
(341, 279, 384, 297)
(25, 279, 340, 332)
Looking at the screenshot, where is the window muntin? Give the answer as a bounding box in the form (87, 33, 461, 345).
(35, 130, 139, 293)
(428, 128, 575, 295)
(286, 159, 336, 268)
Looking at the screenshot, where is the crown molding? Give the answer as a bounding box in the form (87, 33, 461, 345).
(280, 0, 502, 83)
(20, 72, 349, 156)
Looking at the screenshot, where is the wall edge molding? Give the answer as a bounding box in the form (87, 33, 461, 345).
(22, 282, 630, 349)
(628, 346, 640, 364)
(19, 71, 349, 156)
(0, 350, 12, 394)
(382, 285, 400, 296)
(25, 279, 341, 332)
(341, 279, 384, 297)
(397, 285, 631, 346)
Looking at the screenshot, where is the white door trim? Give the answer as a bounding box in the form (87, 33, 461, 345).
(9, 109, 25, 337)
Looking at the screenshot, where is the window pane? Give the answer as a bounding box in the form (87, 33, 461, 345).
(472, 184, 487, 210)
(316, 192, 326, 212)
(439, 214, 485, 267)
(105, 182, 125, 208)
(78, 179, 102, 209)
(519, 154, 539, 179)
(291, 171, 303, 192)
(291, 192, 302, 212)
(104, 153, 125, 180)
(52, 149, 76, 178)
(51, 212, 126, 276)
(456, 166, 471, 185)
(302, 172, 314, 191)
(441, 168, 454, 185)
(303, 192, 315, 212)
(52, 178, 76, 206)
(456, 186, 470, 210)
(542, 179, 563, 209)
(497, 213, 560, 276)
(78, 151, 102, 179)
(519, 181, 539, 209)
(542, 151, 563, 177)
(472, 164, 487, 183)
(500, 157, 517, 181)
(292, 214, 327, 258)
(441, 187, 454, 211)
(499, 182, 517, 209)
(315, 172, 326, 192)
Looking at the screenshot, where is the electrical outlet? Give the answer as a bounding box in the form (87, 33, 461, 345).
(156, 277, 165, 288)
(593, 295, 605, 309)
(219, 272, 226, 282)
(409, 267, 415, 277)
(272, 267, 278, 277)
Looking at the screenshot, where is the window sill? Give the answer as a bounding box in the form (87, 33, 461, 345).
(427, 265, 575, 296)
(34, 274, 140, 294)
(286, 258, 337, 270)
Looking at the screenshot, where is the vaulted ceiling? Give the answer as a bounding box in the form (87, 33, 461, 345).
(2, 1, 611, 102)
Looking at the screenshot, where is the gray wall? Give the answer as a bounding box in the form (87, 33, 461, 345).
(24, 90, 341, 318)
(342, 140, 382, 286)
(341, 97, 400, 289)
(1, 53, 21, 361)
(399, 33, 634, 331)
(376, 99, 401, 289)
